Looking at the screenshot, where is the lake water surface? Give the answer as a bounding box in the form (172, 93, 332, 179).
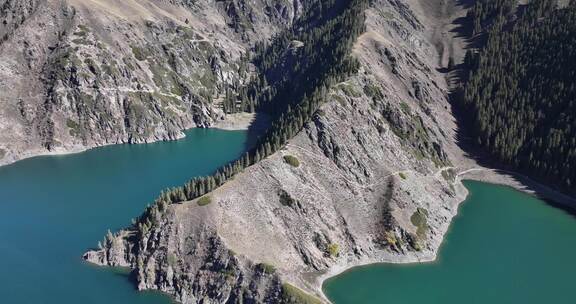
(324, 180, 576, 304)
(2, 132, 574, 304)
(0, 129, 248, 303)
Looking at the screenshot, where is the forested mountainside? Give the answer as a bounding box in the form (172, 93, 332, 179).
(129, 0, 369, 212)
(0, 0, 301, 165)
(84, 0, 471, 302)
(461, 0, 576, 194)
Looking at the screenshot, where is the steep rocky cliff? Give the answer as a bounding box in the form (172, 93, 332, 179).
(84, 0, 473, 303)
(0, 0, 300, 165)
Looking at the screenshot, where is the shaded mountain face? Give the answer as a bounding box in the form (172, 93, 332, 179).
(461, 0, 576, 195)
(0, 0, 301, 165)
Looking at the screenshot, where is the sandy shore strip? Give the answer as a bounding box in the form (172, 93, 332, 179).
(457, 167, 576, 208)
(311, 250, 439, 303)
(212, 112, 257, 130)
(0, 145, 91, 168)
(212, 112, 271, 132)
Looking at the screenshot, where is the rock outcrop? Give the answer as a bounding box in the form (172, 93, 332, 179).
(85, 0, 473, 303)
(0, 0, 300, 165)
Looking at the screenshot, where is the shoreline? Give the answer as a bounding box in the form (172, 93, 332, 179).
(456, 167, 576, 209)
(212, 112, 260, 131)
(312, 177, 471, 303)
(313, 166, 576, 303)
(313, 250, 439, 303)
(0, 112, 261, 169)
(3, 114, 574, 304)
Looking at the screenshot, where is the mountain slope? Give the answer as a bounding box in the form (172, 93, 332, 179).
(0, 0, 299, 165)
(84, 0, 473, 302)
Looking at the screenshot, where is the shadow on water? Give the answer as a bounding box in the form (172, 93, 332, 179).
(446, 1, 576, 213)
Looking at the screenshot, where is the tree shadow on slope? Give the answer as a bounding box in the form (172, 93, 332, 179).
(450, 87, 576, 215)
(243, 112, 272, 152)
(446, 1, 576, 213)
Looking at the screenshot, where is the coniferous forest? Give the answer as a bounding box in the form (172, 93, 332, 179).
(134, 0, 368, 234)
(462, 0, 576, 194)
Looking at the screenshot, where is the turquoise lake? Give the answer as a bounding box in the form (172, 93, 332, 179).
(0, 129, 248, 303)
(2, 130, 575, 304)
(324, 180, 576, 304)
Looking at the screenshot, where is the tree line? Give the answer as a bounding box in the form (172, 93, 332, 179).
(135, 0, 369, 236)
(461, 0, 576, 194)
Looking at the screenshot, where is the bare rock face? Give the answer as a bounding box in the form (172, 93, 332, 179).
(0, 0, 300, 165)
(85, 206, 286, 304)
(85, 0, 472, 303)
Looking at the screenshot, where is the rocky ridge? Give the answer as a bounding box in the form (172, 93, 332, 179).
(0, 0, 300, 165)
(84, 0, 475, 303)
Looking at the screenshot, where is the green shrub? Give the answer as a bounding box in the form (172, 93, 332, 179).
(400, 101, 411, 114)
(167, 254, 177, 266)
(197, 195, 212, 206)
(363, 83, 384, 101)
(131, 45, 147, 61)
(327, 243, 339, 257)
(332, 93, 346, 106)
(398, 172, 407, 179)
(410, 208, 428, 238)
(279, 190, 296, 207)
(283, 155, 300, 167)
(407, 233, 423, 251)
(339, 83, 361, 98)
(256, 263, 276, 275)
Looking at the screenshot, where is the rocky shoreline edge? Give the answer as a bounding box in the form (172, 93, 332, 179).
(313, 167, 575, 302)
(0, 113, 259, 168)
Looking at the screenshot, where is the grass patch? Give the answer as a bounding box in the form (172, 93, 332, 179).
(363, 83, 384, 101)
(73, 30, 88, 37)
(197, 195, 212, 206)
(199, 70, 216, 90)
(219, 267, 236, 280)
(327, 243, 339, 257)
(167, 254, 177, 266)
(71, 38, 91, 46)
(102, 64, 119, 78)
(398, 172, 407, 179)
(66, 119, 79, 129)
(77, 24, 90, 33)
(66, 119, 81, 137)
(283, 155, 300, 167)
(384, 231, 397, 247)
(410, 207, 429, 238)
(339, 83, 361, 98)
(408, 233, 423, 251)
(400, 101, 411, 114)
(331, 93, 346, 106)
(131, 45, 147, 61)
(84, 58, 100, 75)
(379, 11, 395, 20)
(281, 283, 323, 304)
(256, 263, 276, 275)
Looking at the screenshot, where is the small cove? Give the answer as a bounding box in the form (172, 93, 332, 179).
(323, 180, 576, 304)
